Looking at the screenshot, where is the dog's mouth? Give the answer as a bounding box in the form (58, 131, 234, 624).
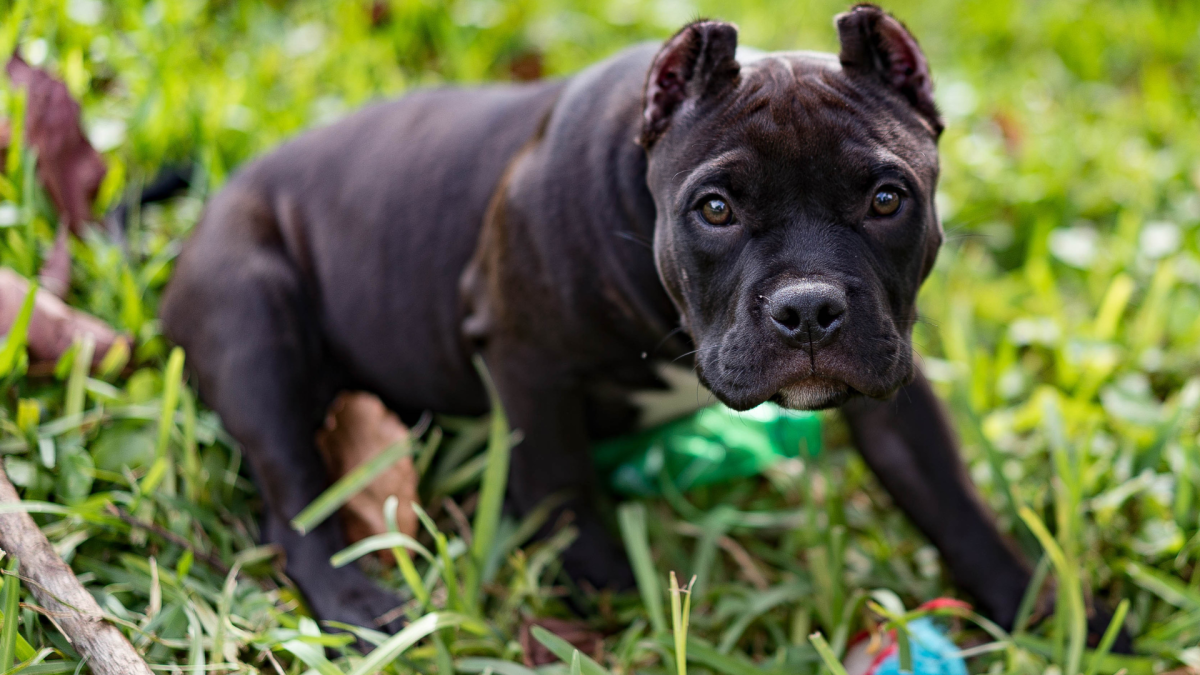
(696, 345, 907, 412)
(696, 361, 865, 412)
(770, 375, 858, 410)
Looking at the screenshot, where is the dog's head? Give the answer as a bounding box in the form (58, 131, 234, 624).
(642, 4, 943, 411)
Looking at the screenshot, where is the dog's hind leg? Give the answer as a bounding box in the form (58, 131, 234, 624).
(162, 213, 404, 633)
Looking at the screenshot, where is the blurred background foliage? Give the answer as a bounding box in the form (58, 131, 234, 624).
(0, 0, 1196, 672)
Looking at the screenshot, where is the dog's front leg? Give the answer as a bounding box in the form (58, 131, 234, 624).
(840, 369, 1032, 626)
(482, 348, 634, 590)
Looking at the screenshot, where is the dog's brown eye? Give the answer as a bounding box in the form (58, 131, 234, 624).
(700, 198, 732, 226)
(871, 189, 901, 216)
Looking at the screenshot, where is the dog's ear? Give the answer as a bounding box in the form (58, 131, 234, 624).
(836, 4, 942, 134)
(640, 20, 740, 148)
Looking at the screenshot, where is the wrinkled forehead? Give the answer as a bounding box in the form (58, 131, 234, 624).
(669, 49, 938, 182)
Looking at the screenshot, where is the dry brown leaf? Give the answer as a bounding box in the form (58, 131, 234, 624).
(0, 267, 126, 368)
(6, 53, 107, 236)
(519, 617, 605, 667)
(316, 392, 420, 560)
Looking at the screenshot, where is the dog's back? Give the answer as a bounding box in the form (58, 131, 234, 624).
(164, 80, 565, 418)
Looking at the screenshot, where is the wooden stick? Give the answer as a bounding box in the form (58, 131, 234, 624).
(0, 470, 152, 675)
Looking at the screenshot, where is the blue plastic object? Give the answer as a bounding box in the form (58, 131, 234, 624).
(866, 618, 967, 675)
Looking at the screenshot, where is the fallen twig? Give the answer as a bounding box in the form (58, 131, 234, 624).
(0, 468, 152, 675)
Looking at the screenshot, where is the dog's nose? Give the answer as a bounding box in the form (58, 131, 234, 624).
(767, 281, 847, 348)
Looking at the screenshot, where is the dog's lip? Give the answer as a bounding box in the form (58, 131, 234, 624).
(698, 336, 908, 409)
(708, 363, 893, 411)
(770, 375, 861, 410)
(708, 371, 854, 411)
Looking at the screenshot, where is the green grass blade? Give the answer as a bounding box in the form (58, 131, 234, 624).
(670, 572, 689, 675)
(0, 282, 36, 377)
(382, 495, 431, 608)
(529, 626, 609, 675)
(456, 657, 539, 675)
(290, 436, 414, 535)
(63, 335, 94, 419)
(469, 355, 511, 576)
(1125, 560, 1200, 609)
(434, 632, 454, 675)
(1013, 555, 1051, 635)
(185, 606, 204, 675)
(894, 622, 912, 675)
(331, 531, 435, 567)
(0, 559, 18, 670)
(618, 502, 667, 635)
(155, 346, 185, 459)
(808, 632, 849, 675)
(279, 640, 343, 675)
(1084, 598, 1129, 675)
(412, 501, 464, 612)
(1019, 506, 1086, 675)
(648, 636, 768, 675)
(348, 612, 459, 675)
(179, 385, 201, 503)
(0, 503, 71, 516)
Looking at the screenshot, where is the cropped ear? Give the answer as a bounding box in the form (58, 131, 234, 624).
(836, 4, 942, 134)
(640, 20, 740, 148)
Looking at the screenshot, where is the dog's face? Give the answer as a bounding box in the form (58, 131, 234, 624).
(642, 5, 944, 411)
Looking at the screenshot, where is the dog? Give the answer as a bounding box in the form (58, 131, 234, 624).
(161, 4, 1124, 645)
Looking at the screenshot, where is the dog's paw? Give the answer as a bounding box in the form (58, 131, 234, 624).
(560, 519, 635, 592)
(305, 567, 407, 637)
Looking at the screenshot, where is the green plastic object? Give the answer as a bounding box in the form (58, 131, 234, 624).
(593, 403, 822, 496)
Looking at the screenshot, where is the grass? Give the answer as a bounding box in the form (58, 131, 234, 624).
(0, 0, 1196, 672)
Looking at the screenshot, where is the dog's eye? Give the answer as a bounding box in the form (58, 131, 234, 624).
(871, 189, 902, 216)
(699, 197, 733, 226)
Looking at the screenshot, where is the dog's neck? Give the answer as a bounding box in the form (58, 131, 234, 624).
(461, 45, 692, 367)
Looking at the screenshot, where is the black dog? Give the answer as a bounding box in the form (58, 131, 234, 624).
(162, 4, 1119, 643)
